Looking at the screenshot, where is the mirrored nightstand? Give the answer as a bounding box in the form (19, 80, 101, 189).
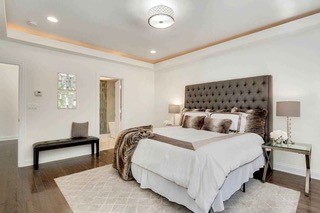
(262, 141, 312, 196)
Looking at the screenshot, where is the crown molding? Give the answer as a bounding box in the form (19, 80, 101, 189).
(6, 24, 154, 70)
(7, 23, 155, 65)
(154, 12, 320, 71)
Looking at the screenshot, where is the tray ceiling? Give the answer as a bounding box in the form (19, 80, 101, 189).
(4, 0, 320, 63)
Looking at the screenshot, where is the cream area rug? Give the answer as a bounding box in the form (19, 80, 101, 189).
(55, 165, 300, 213)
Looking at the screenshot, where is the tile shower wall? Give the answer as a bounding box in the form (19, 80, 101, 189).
(100, 80, 116, 134)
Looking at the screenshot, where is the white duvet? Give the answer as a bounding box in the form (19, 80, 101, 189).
(131, 126, 264, 212)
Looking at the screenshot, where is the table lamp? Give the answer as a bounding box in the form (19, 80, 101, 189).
(276, 101, 300, 144)
(168, 104, 180, 125)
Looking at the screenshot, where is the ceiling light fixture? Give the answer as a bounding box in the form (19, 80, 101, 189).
(150, 50, 157, 54)
(47, 16, 59, 23)
(148, 5, 174, 29)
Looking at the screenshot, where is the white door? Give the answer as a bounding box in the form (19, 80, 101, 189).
(114, 80, 121, 136)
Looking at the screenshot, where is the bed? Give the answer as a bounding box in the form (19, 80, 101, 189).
(128, 76, 272, 212)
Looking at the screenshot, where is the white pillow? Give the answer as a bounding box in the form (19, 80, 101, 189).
(237, 112, 248, 133)
(183, 111, 210, 117)
(210, 112, 248, 133)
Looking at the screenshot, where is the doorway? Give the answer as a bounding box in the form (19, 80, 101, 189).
(0, 63, 19, 143)
(99, 77, 122, 150)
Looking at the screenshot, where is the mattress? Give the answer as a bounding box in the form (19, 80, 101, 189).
(132, 154, 265, 212)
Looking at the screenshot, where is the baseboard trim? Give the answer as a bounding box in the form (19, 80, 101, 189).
(274, 162, 320, 180)
(0, 136, 18, 142)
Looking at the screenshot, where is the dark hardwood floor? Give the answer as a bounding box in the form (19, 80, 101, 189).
(0, 140, 319, 213)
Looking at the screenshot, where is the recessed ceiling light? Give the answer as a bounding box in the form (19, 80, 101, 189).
(150, 50, 157, 54)
(26, 20, 38, 27)
(148, 5, 175, 29)
(47, 16, 59, 23)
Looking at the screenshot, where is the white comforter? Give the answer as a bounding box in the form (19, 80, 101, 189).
(131, 126, 264, 212)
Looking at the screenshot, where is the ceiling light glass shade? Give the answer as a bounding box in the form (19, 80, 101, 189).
(148, 5, 174, 29)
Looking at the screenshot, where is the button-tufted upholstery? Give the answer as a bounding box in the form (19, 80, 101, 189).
(184, 75, 273, 140)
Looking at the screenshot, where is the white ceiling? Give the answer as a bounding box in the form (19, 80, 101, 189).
(4, 0, 320, 62)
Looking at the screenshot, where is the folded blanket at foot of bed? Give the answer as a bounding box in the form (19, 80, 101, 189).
(113, 125, 153, 180)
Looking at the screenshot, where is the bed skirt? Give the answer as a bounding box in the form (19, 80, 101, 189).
(131, 154, 265, 212)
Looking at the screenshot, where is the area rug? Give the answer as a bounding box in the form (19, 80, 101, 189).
(55, 165, 300, 213)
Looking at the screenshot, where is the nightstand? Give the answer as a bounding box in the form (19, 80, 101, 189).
(262, 142, 312, 196)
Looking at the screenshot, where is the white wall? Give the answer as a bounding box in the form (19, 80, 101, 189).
(154, 26, 320, 179)
(0, 39, 155, 167)
(0, 63, 19, 141)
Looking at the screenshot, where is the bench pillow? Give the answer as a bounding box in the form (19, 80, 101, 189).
(72, 122, 89, 138)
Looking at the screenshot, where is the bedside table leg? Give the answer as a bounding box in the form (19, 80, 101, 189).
(305, 154, 311, 196)
(262, 148, 271, 183)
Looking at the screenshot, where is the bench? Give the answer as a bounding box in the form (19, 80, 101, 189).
(33, 136, 99, 170)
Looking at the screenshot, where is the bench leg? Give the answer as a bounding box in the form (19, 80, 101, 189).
(96, 141, 99, 157)
(91, 143, 94, 156)
(33, 149, 39, 170)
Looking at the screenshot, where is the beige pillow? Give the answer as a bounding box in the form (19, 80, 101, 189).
(182, 115, 205, 130)
(201, 117, 232, 134)
(71, 122, 89, 138)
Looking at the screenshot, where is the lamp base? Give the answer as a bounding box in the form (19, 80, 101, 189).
(172, 114, 176, 125)
(284, 139, 295, 145)
(286, 116, 294, 145)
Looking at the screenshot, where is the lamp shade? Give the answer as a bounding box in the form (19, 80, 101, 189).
(168, 104, 180, 114)
(276, 101, 300, 117)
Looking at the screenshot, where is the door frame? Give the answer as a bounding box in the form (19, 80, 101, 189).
(95, 74, 123, 138)
(0, 60, 26, 167)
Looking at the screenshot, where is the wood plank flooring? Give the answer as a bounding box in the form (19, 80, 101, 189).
(0, 140, 319, 213)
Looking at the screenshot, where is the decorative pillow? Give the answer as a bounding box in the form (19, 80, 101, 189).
(210, 112, 247, 133)
(179, 108, 207, 125)
(231, 107, 268, 137)
(201, 117, 232, 134)
(71, 122, 89, 138)
(182, 115, 205, 130)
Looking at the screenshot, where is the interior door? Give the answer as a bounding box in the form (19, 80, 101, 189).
(114, 80, 121, 135)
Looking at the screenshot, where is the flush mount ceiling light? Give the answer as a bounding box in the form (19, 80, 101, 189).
(150, 50, 157, 54)
(47, 16, 59, 23)
(148, 5, 174, 29)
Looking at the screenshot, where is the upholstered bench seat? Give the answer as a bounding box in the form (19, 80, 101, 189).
(33, 136, 99, 170)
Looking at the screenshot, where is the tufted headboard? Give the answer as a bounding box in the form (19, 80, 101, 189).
(184, 75, 273, 140)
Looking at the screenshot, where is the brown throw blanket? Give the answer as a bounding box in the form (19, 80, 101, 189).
(113, 125, 153, 181)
